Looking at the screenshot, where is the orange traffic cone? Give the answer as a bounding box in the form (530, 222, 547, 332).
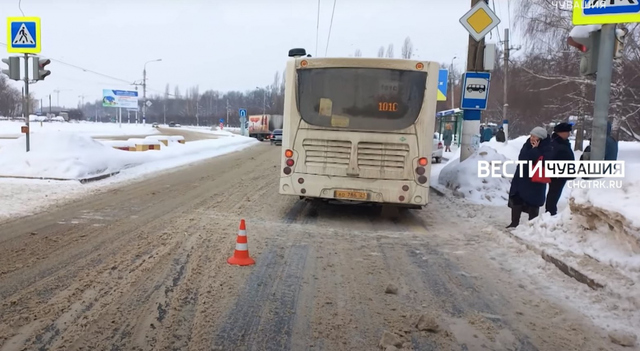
(227, 219, 255, 266)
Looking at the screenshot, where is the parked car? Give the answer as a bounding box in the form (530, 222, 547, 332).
(152, 123, 159, 128)
(168, 121, 176, 127)
(270, 129, 283, 145)
(432, 133, 443, 163)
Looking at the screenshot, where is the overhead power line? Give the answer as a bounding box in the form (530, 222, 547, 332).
(324, 0, 337, 56)
(0, 41, 170, 95)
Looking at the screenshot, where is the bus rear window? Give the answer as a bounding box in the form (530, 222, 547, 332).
(297, 68, 427, 131)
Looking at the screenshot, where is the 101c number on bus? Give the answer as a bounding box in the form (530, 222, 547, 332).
(378, 102, 398, 112)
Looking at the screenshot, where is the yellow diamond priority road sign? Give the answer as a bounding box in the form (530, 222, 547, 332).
(459, 1, 501, 42)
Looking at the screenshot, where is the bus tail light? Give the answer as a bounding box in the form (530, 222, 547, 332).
(284, 149, 295, 175)
(418, 157, 428, 166)
(417, 176, 427, 184)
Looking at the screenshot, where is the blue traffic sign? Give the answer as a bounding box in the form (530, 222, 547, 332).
(239, 108, 247, 118)
(573, 0, 640, 24)
(460, 72, 491, 110)
(219, 118, 225, 123)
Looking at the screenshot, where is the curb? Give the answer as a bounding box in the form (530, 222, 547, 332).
(0, 171, 120, 184)
(502, 229, 605, 290)
(429, 186, 446, 197)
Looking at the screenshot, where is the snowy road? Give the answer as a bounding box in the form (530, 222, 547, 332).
(0, 143, 633, 351)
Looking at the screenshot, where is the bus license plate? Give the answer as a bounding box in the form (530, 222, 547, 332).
(334, 190, 367, 200)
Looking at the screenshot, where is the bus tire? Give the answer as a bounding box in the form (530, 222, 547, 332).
(434, 157, 441, 164)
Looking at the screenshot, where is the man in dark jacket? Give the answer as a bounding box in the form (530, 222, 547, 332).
(507, 127, 554, 228)
(495, 127, 506, 142)
(545, 123, 575, 216)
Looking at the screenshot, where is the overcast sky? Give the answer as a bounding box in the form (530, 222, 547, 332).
(1, 0, 517, 109)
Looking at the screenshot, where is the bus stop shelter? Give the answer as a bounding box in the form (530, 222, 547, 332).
(435, 108, 462, 147)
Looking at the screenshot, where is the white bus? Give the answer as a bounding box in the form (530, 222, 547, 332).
(278, 48, 439, 208)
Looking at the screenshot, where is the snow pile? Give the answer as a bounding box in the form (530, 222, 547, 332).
(0, 120, 159, 137)
(0, 132, 259, 180)
(438, 145, 512, 204)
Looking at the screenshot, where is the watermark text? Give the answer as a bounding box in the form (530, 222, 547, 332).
(478, 160, 625, 178)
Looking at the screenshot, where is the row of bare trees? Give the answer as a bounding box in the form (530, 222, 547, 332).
(78, 72, 286, 127)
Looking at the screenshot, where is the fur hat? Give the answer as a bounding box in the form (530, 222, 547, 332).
(530, 127, 548, 139)
(554, 122, 572, 133)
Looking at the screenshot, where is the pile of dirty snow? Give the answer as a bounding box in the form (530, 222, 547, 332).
(438, 145, 512, 204)
(0, 132, 258, 180)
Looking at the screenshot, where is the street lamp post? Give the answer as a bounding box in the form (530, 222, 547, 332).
(450, 56, 457, 109)
(256, 86, 266, 116)
(142, 59, 162, 124)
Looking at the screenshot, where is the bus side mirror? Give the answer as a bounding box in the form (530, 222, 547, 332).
(289, 48, 307, 57)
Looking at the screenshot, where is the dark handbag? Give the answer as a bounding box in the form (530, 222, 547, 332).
(531, 156, 551, 183)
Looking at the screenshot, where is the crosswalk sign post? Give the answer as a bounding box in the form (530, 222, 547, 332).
(7, 17, 41, 54)
(239, 109, 247, 136)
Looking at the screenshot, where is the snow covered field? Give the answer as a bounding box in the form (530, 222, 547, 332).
(0, 120, 159, 138)
(0, 131, 259, 219)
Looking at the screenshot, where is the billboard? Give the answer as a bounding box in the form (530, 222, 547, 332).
(102, 89, 139, 109)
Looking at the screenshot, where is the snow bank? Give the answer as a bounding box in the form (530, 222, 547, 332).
(0, 132, 258, 180)
(438, 145, 511, 205)
(0, 121, 159, 138)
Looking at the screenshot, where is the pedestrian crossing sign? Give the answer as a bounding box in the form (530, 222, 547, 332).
(573, 0, 640, 24)
(7, 17, 41, 54)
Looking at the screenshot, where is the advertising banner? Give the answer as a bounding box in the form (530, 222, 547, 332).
(102, 89, 139, 109)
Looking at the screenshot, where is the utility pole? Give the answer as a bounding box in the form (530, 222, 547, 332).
(48, 94, 51, 114)
(590, 24, 616, 161)
(450, 56, 457, 109)
(226, 99, 230, 126)
(503, 28, 509, 139)
(23, 54, 30, 152)
(142, 69, 146, 124)
(460, 0, 487, 162)
(501, 28, 520, 141)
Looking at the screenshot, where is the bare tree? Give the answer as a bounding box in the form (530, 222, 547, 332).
(377, 46, 385, 58)
(354, 49, 362, 57)
(401, 37, 413, 59)
(386, 44, 394, 58)
(173, 86, 181, 99)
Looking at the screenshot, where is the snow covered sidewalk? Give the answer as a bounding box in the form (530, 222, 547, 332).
(431, 136, 640, 328)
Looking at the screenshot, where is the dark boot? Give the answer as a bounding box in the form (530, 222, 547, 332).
(506, 205, 522, 228)
(528, 207, 540, 220)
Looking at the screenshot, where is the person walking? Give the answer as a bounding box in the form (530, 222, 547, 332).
(482, 126, 494, 143)
(545, 123, 575, 216)
(442, 124, 453, 152)
(507, 127, 553, 228)
(495, 127, 506, 142)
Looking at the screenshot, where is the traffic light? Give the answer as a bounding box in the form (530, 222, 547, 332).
(568, 30, 600, 76)
(1, 56, 21, 81)
(614, 27, 628, 59)
(32, 56, 51, 81)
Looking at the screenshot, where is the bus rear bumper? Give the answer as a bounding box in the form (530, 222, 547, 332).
(279, 173, 429, 206)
